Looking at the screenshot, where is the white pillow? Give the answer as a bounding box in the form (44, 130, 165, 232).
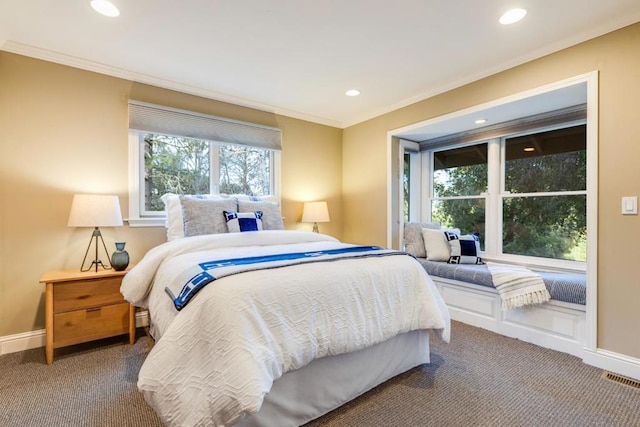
(422, 228, 460, 261)
(403, 222, 441, 258)
(161, 193, 281, 240)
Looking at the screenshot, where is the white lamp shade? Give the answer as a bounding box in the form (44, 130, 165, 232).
(302, 201, 330, 223)
(68, 194, 124, 227)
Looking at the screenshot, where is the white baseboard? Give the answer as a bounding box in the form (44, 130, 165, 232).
(433, 276, 640, 380)
(0, 329, 46, 355)
(0, 310, 150, 356)
(4, 309, 640, 383)
(582, 348, 640, 381)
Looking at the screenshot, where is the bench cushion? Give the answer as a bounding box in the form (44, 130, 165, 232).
(417, 259, 586, 305)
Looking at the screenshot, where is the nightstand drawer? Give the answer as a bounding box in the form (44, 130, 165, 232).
(53, 302, 130, 348)
(53, 277, 124, 313)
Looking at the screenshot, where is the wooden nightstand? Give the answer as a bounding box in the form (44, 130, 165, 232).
(39, 268, 135, 364)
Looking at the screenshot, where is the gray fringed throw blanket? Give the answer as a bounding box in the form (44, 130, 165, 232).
(486, 262, 551, 310)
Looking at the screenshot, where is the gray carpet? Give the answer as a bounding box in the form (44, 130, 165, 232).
(1, 322, 638, 426)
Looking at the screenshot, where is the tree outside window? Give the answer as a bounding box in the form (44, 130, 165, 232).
(432, 143, 488, 249)
(502, 125, 586, 261)
(143, 133, 272, 212)
(430, 124, 586, 262)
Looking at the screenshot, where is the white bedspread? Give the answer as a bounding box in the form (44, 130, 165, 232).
(121, 230, 450, 427)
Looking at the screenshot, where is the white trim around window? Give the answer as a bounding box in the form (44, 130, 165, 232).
(388, 71, 599, 353)
(126, 132, 282, 227)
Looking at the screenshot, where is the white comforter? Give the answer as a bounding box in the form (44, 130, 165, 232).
(121, 230, 450, 427)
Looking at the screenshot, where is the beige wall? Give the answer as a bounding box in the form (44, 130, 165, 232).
(0, 52, 342, 337)
(2, 22, 640, 361)
(342, 22, 640, 358)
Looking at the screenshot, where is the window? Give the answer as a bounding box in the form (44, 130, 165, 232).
(431, 143, 488, 249)
(427, 123, 586, 266)
(128, 101, 281, 225)
(502, 125, 586, 261)
(140, 133, 273, 214)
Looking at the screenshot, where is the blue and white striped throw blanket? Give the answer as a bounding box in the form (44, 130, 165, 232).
(486, 262, 551, 310)
(166, 245, 399, 310)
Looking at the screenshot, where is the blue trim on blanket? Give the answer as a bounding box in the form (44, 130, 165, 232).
(198, 245, 382, 270)
(169, 246, 384, 310)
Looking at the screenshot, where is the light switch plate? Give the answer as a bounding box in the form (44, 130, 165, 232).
(622, 196, 638, 215)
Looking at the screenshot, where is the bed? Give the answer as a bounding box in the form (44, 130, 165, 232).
(121, 196, 450, 427)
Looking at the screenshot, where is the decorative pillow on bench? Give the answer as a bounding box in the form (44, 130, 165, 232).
(444, 231, 483, 264)
(403, 222, 441, 258)
(422, 228, 460, 261)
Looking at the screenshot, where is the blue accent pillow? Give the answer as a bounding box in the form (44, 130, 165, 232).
(444, 231, 484, 264)
(224, 211, 263, 232)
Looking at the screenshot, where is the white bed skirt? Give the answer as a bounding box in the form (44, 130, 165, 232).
(237, 329, 431, 427)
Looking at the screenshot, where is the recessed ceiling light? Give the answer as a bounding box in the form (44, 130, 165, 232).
(91, 0, 120, 17)
(345, 89, 361, 97)
(474, 119, 487, 124)
(499, 8, 527, 25)
(523, 147, 535, 152)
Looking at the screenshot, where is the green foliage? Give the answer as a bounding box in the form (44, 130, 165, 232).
(502, 195, 586, 260)
(219, 145, 270, 196)
(502, 150, 586, 261)
(403, 153, 410, 221)
(432, 198, 486, 249)
(506, 151, 586, 193)
(433, 147, 587, 261)
(143, 134, 271, 211)
(434, 163, 487, 198)
(144, 134, 210, 211)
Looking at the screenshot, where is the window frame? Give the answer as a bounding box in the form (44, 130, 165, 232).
(400, 139, 421, 223)
(127, 131, 281, 227)
(390, 72, 598, 353)
(424, 119, 587, 270)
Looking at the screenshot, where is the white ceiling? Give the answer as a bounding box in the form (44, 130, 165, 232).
(1, 1, 639, 128)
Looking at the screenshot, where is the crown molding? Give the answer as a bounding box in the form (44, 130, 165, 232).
(1, 41, 343, 129)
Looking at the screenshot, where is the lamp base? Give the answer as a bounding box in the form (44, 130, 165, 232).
(312, 222, 319, 233)
(79, 227, 113, 272)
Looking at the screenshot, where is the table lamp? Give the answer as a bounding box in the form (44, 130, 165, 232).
(68, 194, 123, 272)
(302, 201, 330, 233)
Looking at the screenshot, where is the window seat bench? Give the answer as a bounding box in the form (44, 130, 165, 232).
(418, 260, 586, 305)
(416, 259, 587, 358)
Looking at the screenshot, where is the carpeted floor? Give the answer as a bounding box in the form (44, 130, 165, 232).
(1, 321, 638, 426)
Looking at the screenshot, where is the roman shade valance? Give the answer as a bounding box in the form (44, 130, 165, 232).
(419, 104, 586, 150)
(128, 100, 282, 151)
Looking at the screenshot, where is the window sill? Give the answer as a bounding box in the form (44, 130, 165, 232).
(125, 217, 166, 228)
(481, 255, 586, 273)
